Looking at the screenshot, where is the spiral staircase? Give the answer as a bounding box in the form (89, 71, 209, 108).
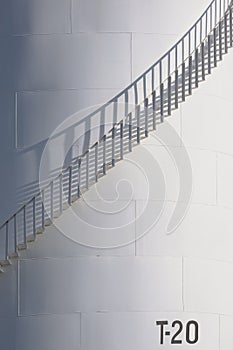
(0, 0, 232, 272)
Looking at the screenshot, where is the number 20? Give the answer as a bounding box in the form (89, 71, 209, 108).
(172, 320, 199, 345)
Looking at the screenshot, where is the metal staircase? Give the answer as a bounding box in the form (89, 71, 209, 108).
(0, 0, 232, 272)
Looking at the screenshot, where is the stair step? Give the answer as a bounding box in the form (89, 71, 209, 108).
(17, 243, 27, 251)
(44, 219, 52, 227)
(27, 235, 36, 243)
(36, 227, 44, 235)
(0, 259, 12, 266)
(9, 252, 19, 259)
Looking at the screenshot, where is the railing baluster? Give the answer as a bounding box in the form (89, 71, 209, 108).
(95, 142, 99, 182)
(167, 76, 172, 115)
(215, 0, 217, 26)
(129, 112, 132, 152)
(5, 222, 9, 261)
(143, 75, 147, 100)
(68, 166, 72, 204)
(112, 125, 116, 167)
(230, 7, 233, 47)
(151, 67, 155, 92)
(103, 135, 106, 175)
(195, 48, 199, 88)
(23, 205, 27, 246)
(210, 3, 213, 31)
(175, 68, 178, 109)
(195, 24, 197, 49)
(219, 21, 223, 60)
(86, 151, 90, 189)
(188, 32, 191, 56)
(144, 98, 149, 136)
(220, 0, 222, 20)
(208, 35, 211, 74)
(159, 60, 162, 85)
(213, 27, 217, 67)
(13, 215, 17, 256)
(188, 55, 192, 95)
(33, 197, 36, 240)
(168, 52, 171, 76)
(182, 62, 185, 102)
(125, 90, 129, 121)
(201, 42, 205, 81)
(120, 121, 124, 159)
(200, 17, 203, 43)
(77, 158, 81, 198)
(41, 190, 45, 231)
(136, 105, 141, 144)
(225, 13, 228, 53)
(50, 181, 53, 222)
(113, 99, 118, 124)
(152, 90, 156, 129)
(134, 83, 138, 105)
(59, 173, 63, 214)
(160, 82, 164, 120)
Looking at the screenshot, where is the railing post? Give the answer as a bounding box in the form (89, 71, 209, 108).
(95, 142, 99, 182)
(160, 83, 164, 121)
(201, 42, 205, 81)
(128, 112, 132, 152)
(41, 190, 45, 231)
(219, 21, 223, 60)
(167, 76, 172, 115)
(23, 205, 27, 246)
(103, 135, 106, 175)
(152, 90, 156, 129)
(5, 222, 9, 261)
(86, 151, 89, 189)
(175, 69, 178, 108)
(224, 13, 228, 53)
(188, 56, 192, 95)
(59, 173, 63, 214)
(68, 166, 72, 204)
(144, 98, 149, 136)
(77, 159, 81, 198)
(33, 197, 36, 240)
(230, 7, 233, 47)
(143, 75, 147, 100)
(195, 48, 199, 88)
(50, 181, 53, 222)
(120, 121, 124, 160)
(182, 62, 186, 102)
(208, 35, 211, 74)
(134, 82, 138, 106)
(13, 215, 17, 256)
(213, 28, 217, 67)
(136, 105, 141, 144)
(112, 125, 116, 167)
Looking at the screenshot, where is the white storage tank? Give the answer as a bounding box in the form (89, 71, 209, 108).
(0, 0, 232, 349)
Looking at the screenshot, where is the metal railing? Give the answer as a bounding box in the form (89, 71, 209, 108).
(0, 0, 232, 268)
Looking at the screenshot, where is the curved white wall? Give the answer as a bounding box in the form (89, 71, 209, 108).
(0, 0, 210, 222)
(0, 0, 232, 349)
